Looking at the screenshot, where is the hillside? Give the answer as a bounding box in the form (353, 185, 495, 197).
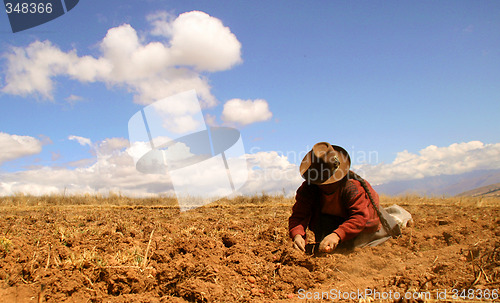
(374, 169, 500, 196)
(456, 182, 500, 197)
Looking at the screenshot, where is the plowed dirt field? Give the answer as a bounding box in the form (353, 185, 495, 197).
(0, 196, 499, 302)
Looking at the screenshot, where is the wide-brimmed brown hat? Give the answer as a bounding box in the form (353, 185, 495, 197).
(300, 142, 351, 185)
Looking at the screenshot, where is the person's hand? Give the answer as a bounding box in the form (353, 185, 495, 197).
(292, 234, 305, 252)
(319, 233, 340, 253)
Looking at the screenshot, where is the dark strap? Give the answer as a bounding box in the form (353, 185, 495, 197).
(348, 171, 401, 239)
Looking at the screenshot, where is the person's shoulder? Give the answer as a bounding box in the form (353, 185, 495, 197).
(296, 181, 318, 198)
(343, 175, 378, 200)
(343, 178, 361, 200)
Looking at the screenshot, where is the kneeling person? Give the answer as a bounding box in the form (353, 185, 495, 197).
(289, 142, 393, 253)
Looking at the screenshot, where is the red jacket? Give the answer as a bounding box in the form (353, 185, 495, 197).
(288, 177, 381, 242)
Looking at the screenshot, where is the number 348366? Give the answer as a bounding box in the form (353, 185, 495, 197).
(5, 2, 53, 14)
(452, 289, 498, 300)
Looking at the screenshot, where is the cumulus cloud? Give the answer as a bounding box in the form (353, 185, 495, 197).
(240, 141, 500, 194)
(0, 132, 43, 165)
(239, 151, 302, 195)
(222, 99, 273, 125)
(354, 141, 500, 185)
(96, 137, 129, 155)
(0, 137, 302, 197)
(147, 11, 242, 72)
(167, 11, 243, 72)
(2, 40, 78, 99)
(0, 136, 173, 196)
(1, 11, 242, 106)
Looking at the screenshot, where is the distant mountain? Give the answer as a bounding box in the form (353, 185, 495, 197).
(456, 182, 500, 197)
(373, 169, 500, 196)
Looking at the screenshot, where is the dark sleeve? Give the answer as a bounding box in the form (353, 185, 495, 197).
(333, 180, 372, 242)
(288, 182, 315, 239)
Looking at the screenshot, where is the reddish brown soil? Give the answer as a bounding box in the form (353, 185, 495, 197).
(0, 200, 499, 302)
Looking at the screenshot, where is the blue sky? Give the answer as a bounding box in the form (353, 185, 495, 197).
(1, 0, 499, 196)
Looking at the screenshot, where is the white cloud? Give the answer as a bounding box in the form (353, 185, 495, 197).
(204, 113, 218, 127)
(0, 136, 302, 197)
(0, 137, 173, 196)
(66, 158, 95, 168)
(2, 41, 78, 99)
(168, 11, 242, 72)
(354, 141, 500, 185)
(241, 141, 500, 194)
(68, 135, 92, 147)
(238, 151, 302, 196)
(147, 11, 242, 72)
(1, 11, 242, 106)
(0, 132, 43, 165)
(222, 99, 273, 125)
(163, 142, 193, 162)
(2, 138, 500, 198)
(148, 90, 205, 134)
(148, 11, 175, 37)
(65, 94, 84, 103)
(97, 137, 129, 155)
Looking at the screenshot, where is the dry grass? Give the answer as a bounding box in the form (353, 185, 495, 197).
(1, 192, 499, 210)
(0, 192, 178, 210)
(379, 193, 500, 208)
